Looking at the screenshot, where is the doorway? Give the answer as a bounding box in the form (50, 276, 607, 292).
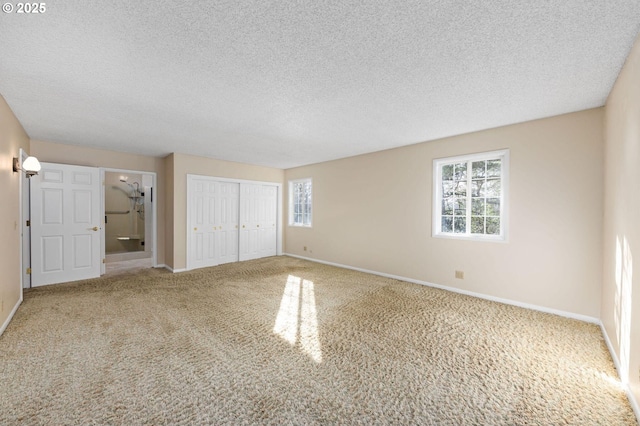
(102, 169, 157, 275)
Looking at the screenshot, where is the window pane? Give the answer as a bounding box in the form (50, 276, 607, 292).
(487, 160, 501, 177)
(295, 213, 302, 224)
(454, 181, 467, 197)
(442, 181, 454, 197)
(442, 216, 453, 233)
(454, 217, 466, 233)
(486, 198, 500, 216)
(471, 198, 485, 215)
(486, 179, 501, 197)
(454, 198, 466, 215)
(471, 180, 484, 197)
(472, 161, 486, 178)
(486, 217, 500, 234)
(454, 163, 467, 181)
(442, 164, 454, 181)
(471, 216, 485, 234)
(442, 197, 453, 215)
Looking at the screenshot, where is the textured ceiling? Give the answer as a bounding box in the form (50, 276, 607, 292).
(1, 1, 639, 169)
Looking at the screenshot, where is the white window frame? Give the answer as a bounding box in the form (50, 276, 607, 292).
(432, 149, 509, 241)
(288, 178, 313, 227)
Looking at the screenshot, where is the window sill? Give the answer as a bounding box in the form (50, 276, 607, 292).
(432, 233, 507, 243)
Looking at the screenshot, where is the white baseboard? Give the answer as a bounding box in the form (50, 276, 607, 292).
(284, 253, 599, 324)
(163, 265, 187, 273)
(600, 323, 640, 423)
(0, 294, 23, 337)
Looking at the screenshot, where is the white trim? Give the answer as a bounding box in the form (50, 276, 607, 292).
(600, 322, 640, 422)
(0, 293, 22, 337)
(163, 265, 187, 273)
(433, 149, 509, 242)
(283, 253, 599, 324)
(19, 148, 29, 290)
(601, 322, 623, 381)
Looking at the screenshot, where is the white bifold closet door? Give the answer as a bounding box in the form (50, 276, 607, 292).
(188, 179, 240, 270)
(238, 183, 277, 261)
(187, 176, 277, 270)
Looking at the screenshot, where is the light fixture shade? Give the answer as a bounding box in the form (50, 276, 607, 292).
(22, 156, 41, 172)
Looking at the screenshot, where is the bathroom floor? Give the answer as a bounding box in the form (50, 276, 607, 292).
(105, 258, 153, 276)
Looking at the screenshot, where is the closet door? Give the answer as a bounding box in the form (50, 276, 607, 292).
(188, 177, 278, 270)
(258, 185, 277, 258)
(239, 183, 277, 261)
(239, 183, 260, 261)
(217, 182, 240, 264)
(187, 177, 218, 270)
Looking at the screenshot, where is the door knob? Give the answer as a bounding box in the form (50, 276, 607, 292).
(91, 226, 99, 231)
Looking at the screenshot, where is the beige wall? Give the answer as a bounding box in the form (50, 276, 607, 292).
(603, 33, 640, 409)
(167, 152, 284, 270)
(30, 140, 166, 266)
(286, 108, 604, 318)
(0, 95, 30, 330)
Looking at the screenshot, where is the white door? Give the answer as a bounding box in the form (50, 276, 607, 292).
(239, 183, 277, 261)
(258, 185, 278, 258)
(188, 178, 241, 269)
(187, 176, 278, 270)
(239, 183, 260, 261)
(217, 182, 239, 265)
(188, 177, 218, 270)
(31, 163, 101, 286)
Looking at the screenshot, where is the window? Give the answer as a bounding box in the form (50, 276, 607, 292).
(433, 150, 509, 240)
(289, 178, 312, 227)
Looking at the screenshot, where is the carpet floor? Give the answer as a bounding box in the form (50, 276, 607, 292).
(0, 256, 636, 425)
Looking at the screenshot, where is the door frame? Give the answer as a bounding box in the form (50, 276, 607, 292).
(100, 168, 158, 273)
(19, 149, 30, 289)
(186, 174, 282, 271)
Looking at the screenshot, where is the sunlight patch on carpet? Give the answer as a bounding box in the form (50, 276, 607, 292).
(273, 275, 322, 363)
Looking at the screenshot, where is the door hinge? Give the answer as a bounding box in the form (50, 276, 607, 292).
(102, 259, 106, 264)
(26, 220, 30, 227)
(26, 267, 31, 275)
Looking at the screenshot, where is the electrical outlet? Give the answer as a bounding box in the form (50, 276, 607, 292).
(455, 270, 464, 279)
(304, 246, 307, 251)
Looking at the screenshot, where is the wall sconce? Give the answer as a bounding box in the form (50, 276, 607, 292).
(13, 156, 42, 178)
